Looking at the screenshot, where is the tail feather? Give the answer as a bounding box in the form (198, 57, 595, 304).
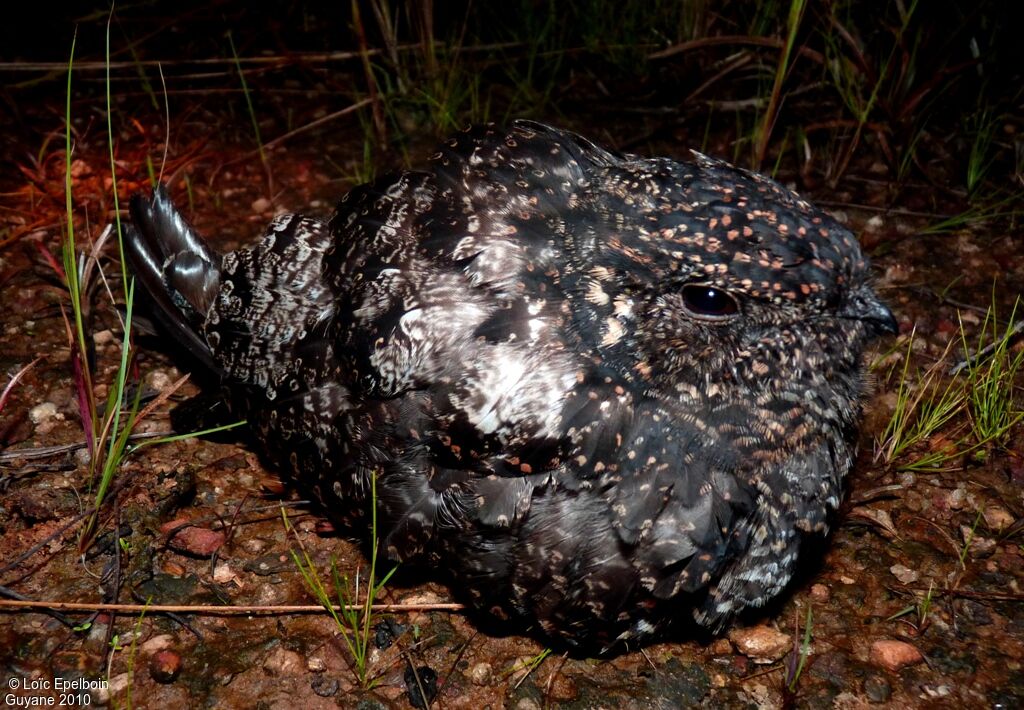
(125, 184, 221, 373)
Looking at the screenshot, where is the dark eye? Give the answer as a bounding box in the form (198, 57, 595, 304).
(681, 284, 739, 319)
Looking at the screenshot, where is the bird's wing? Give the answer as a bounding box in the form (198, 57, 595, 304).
(555, 369, 757, 597)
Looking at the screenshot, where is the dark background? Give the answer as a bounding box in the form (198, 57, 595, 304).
(2, 0, 1021, 205)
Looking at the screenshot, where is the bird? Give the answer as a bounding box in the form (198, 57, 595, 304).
(125, 120, 897, 651)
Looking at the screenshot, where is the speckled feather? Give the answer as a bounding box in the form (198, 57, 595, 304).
(125, 121, 895, 650)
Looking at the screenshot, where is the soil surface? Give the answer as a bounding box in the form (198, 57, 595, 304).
(2, 7, 1024, 710)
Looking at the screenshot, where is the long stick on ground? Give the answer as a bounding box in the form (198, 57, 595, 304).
(0, 600, 465, 614)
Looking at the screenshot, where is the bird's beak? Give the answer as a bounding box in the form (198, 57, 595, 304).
(842, 286, 898, 336)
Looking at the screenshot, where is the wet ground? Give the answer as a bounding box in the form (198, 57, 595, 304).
(2, 29, 1024, 710)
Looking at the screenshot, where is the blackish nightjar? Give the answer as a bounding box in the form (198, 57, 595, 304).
(126, 121, 897, 651)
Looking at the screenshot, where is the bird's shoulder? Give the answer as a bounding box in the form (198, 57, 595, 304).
(321, 124, 614, 397)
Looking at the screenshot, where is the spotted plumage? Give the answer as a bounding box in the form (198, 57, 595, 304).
(125, 121, 895, 650)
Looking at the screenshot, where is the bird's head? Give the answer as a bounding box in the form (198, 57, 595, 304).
(564, 152, 896, 400)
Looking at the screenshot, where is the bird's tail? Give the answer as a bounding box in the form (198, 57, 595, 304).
(124, 184, 222, 372)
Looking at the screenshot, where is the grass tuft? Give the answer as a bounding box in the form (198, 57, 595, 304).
(965, 104, 1000, 197)
(876, 333, 966, 471)
(958, 296, 1024, 448)
(506, 647, 552, 690)
(877, 293, 1023, 473)
(886, 580, 934, 633)
(285, 473, 396, 689)
(785, 604, 813, 693)
(57, 14, 246, 553)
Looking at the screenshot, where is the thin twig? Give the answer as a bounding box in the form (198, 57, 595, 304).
(0, 431, 170, 462)
(543, 652, 570, 706)
(649, 34, 825, 65)
(0, 600, 465, 614)
(916, 290, 989, 316)
(0, 357, 44, 414)
(950, 319, 1024, 376)
(814, 199, 954, 221)
(161, 500, 313, 538)
(0, 41, 536, 74)
(0, 585, 78, 628)
(132, 373, 189, 426)
(0, 51, 392, 72)
(894, 584, 1024, 603)
(401, 652, 432, 710)
(436, 632, 478, 699)
(639, 647, 658, 671)
(848, 483, 906, 505)
(259, 98, 376, 153)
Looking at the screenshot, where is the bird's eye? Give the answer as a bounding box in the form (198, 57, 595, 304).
(681, 284, 739, 319)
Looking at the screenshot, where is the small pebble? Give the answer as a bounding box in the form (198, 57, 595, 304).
(959, 310, 981, 325)
(709, 638, 733, 655)
(106, 672, 130, 697)
(400, 590, 444, 625)
(252, 197, 272, 213)
(307, 656, 327, 673)
(93, 329, 115, 345)
(161, 560, 186, 577)
(254, 583, 288, 605)
(468, 661, 492, 686)
(140, 634, 174, 655)
(889, 564, 919, 584)
(243, 553, 292, 576)
(404, 665, 438, 709)
(240, 538, 269, 555)
(864, 215, 885, 232)
(262, 646, 303, 676)
(29, 402, 58, 424)
(863, 675, 891, 703)
(514, 698, 542, 710)
(311, 675, 340, 697)
(882, 263, 912, 285)
(147, 369, 173, 391)
(961, 525, 998, 557)
(150, 650, 182, 683)
(213, 562, 241, 586)
(90, 679, 111, 705)
(869, 639, 923, 671)
(809, 583, 831, 602)
(947, 487, 968, 510)
(983, 504, 1015, 532)
(728, 624, 791, 664)
(168, 527, 225, 557)
(116, 631, 140, 646)
(373, 619, 406, 649)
